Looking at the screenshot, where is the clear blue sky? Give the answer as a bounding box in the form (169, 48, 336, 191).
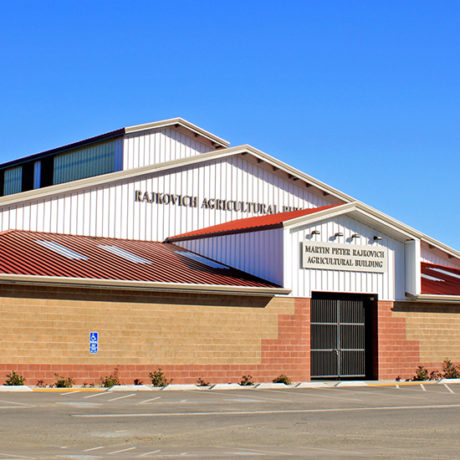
(1, 1, 459, 249)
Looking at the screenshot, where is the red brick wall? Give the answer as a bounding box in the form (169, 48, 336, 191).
(377, 301, 421, 380)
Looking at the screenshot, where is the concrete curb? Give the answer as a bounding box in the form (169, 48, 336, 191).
(255, 383, 294, 389)
(210, 383, 245, 390)
(0, 385, 33, 392)
(3, 379, 460, 392)
(108, 385, 153, 392)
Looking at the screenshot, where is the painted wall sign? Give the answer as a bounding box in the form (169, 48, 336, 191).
(302, 241, 387, 273)
(135, 190, 301, 214)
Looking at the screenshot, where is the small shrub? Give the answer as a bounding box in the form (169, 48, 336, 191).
(4, 371, 25, 386)
(273, 374, 291, 385)
(36, 379, 46, 388)
(429, 370, 442, 381)
(412, 366, 429, 381)
(134, 379, 143, 385)
(101, 368, 120, 388)
(240, 375, 254, 386)
(54, 374, 73, 388)
(149, 368, 172, 387)
(442, 359, 460, 379)
(196, 377, 210, 387)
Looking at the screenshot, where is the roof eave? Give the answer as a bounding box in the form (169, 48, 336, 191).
(0, 274, 289, 296)
(124, 117, 230, 148)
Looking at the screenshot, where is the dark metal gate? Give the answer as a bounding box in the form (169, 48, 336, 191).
(311, 295, 372, 379)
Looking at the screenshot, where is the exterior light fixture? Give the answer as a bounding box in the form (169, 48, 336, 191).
(334, 232, 344, 238)
(310, 230, 320, 236)
(373, 236, 383, 241)
(351, 233, 360, 239)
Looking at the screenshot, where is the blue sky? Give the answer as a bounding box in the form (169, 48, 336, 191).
(1, 1, 459, 249)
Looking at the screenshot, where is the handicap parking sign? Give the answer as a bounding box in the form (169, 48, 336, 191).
(90, 342, 98, 354)
(90, 332, 98, 343)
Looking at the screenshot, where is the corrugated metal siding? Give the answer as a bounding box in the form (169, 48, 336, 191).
(0, 156, 338, 241)
(123, 127, 212, 169)
(3, 166, 22, 196)
(421, 242, 460, 268)
(53, 139, 122, 185)
(285, 215, 405, 301)
(175, 229, 284, 286)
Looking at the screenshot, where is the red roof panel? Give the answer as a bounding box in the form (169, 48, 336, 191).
(0, 230, 277, 288)
(421, 262, 460, 296)
(168, 204, 340, 241)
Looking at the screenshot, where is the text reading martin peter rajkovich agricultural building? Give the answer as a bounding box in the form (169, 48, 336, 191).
(0, 118, 459, 384)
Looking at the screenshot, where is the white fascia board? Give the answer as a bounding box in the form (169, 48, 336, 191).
(124, 117, 230, 148)
(352, 201, 460, 259)
(405, 294, 460, 304)
(0, 273, 290, 296)
(239, 145, 356, 203)
(283, 202, 415, 242)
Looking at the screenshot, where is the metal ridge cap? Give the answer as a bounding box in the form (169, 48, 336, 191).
(0, 274, 290, 296)
(124, 117, 230, 147)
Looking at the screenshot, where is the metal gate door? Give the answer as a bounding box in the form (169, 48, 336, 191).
(311, 297, 366, 378)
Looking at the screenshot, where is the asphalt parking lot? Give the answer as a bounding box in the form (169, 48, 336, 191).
(0, 383, 460, 459)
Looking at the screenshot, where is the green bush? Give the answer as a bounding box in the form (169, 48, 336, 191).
(4, 370, 25, 386)
(240, 375, 254, 386)
(149, 368, 172, 387)
(54, 374, 74, 388)
(412, 366, 429, 381)
(442, 359, 460, 379)
(273, 374, 291, 385)
(101, 370, 120, 388)
(196, 377, 210, 387)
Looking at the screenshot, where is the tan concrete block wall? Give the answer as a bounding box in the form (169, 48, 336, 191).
(0, 286, 294, 366)
(0, 285, 310, 385)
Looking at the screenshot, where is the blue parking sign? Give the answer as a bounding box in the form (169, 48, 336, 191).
(90, 342, 98, 354)
(90, 332, 98, 343)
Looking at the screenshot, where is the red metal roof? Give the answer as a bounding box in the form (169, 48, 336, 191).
(168, 204, 341, 241)
(0, 230, 277, 288)
(421, 262, 460, 296)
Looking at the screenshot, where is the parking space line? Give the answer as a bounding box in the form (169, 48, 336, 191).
(73, 402, 460, 418)
(420, 384, 426, 391)
(444, 384, 455, 394)
(83, 446, 105, 452)
(107, 393, 136, 402)
(0, 400, 30, 406)
(59, 390, 81, 396)
(0, 452, 35, 459)
(137, 396, 161, 405)
(137, 450, 161, 457)
(108, 446, 136, 455)
(84, 391, 109, 399)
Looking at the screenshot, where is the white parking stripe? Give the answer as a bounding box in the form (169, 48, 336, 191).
(444, 384, 455, 394)
(0, 400, 29, 406)
(108, 446, 136, 454)
(107, 393, 136, 402)
(83, 446, 105, 451)
(84, 391, 109, 399)
(59, 391, 81, 396)
(420, 384, 426, 391)
(0, 452, 35, 459)
(73, 402, 460, 418)
(137, 396, 161, 405)
(137, 450, 161, 457)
